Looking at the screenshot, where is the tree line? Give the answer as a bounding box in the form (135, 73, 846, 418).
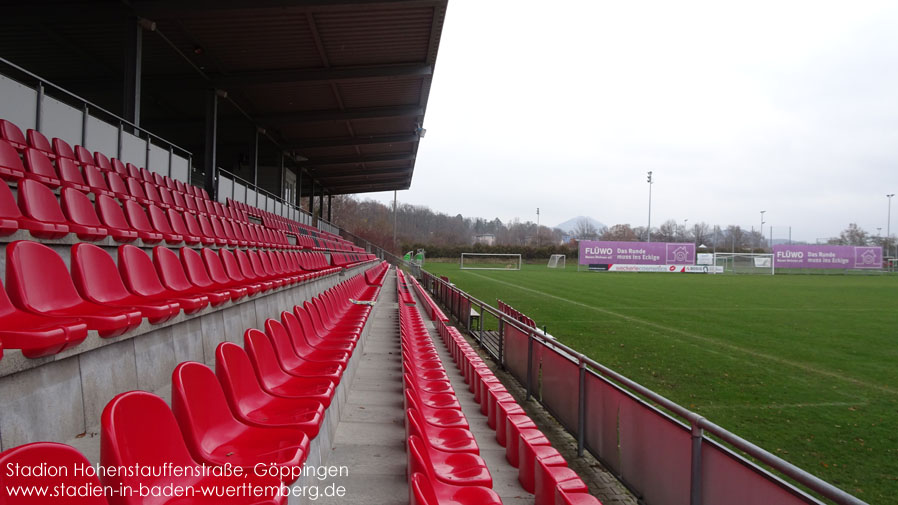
(329, 195, 894, 257)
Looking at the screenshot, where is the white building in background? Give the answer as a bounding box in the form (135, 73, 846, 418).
(475, 234, 496, 246)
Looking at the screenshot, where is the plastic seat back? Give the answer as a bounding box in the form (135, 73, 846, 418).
(0, 442, 109, 504)
(215, 341, 271, 415)
(248, 249, 271, 277)
(71, 243, 135, 303)
(52, 137, 77, 162)
(158, 186, 176, 207)
(94, 151, 112, 171)
(26, 129, 54, 158)
(17, 178, 67, 226)
(172, 189, 188, 210)
(167, 208, 193, 236)
(143, 181, 163, 204)
(140, 167, 153, 183)
(219, 248, 248, 282)
(153, 246, 194, 291)
(5, 240, 83, 313)
(182, 210, 204, 237)
(236, 249, 262, 279)
(180, 247, 216, 288)
(153, 172, 166, 187)
(61, 187, 105, 227)
(74, 145, 95, 166)
(106, 171, 129, 195)
(117, 244, 168, 297)
(171, 361, 246, 461)
(163, 175, 176, 190)
(122, 200, 155, 233)
(202, 248, 234, 285)
(174, 179, 186, 193)
(147, 204, 177, 235)
(126, 177, 147, 200)
(23, 148, 61, 185)
(83, 164, 111, 192)
(0, 119, 27, 150)
(243, 328, 292, 388)
(57, 157, 88, 188)
(0, 181, 23, 226)
(0, 139, 26, 178)
(95, 194, 132, 229)
(100, 391, 202, 494)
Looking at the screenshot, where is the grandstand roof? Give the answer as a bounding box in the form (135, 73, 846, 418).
(0, 0, 448, 196)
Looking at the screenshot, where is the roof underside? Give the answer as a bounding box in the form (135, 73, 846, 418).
(0, 0, 448, 196)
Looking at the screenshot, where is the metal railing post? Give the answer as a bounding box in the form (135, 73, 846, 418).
(525, 330, 534, 401)
(35, 82, 44, 131)
(498, 315, 505, 369)
(81, 103, 89, 146)
(478, 301, 484, 347)
(690, 420, 704, 505)
(578, 356, 586, 457)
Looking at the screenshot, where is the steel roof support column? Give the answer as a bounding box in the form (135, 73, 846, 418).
(253, 128, 260, 206)
(203, 89, 219, 199)
(327, 194, 332, 222)
(123, 18, 143, 127)
(279, 151, 285, 203)
(310, 179, 316, 219)
(297, 168, 303, 208)
(318, 189, 324, 220)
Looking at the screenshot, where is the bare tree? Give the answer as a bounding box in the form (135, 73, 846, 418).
(572, 218, 599, 240)
(600, 224, 639, 241)
(830, 223, 870, 246)
(657, 220, 678, 242)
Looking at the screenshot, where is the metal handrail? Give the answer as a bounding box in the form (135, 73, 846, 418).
(218, 168, 313, 221)
(418, 269, 868, 505)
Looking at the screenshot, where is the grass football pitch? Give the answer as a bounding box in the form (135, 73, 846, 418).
(421, 261, 897, 504)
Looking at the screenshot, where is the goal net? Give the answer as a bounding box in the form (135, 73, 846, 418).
(547, 254, 566, 269)
(713, 253, 775, 275)
(460, 253, 522, 271)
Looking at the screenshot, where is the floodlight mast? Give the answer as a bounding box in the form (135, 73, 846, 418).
(646, 171, 653, 242)
(888, 194, 894, 258)
(760, 210, 766, 249)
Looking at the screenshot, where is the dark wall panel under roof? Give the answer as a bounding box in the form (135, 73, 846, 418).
(337, 78, 423, 109)
(359, 142, 416, 156)
(315, 8, 436, 67)
(241, 82, 339, 113)
(158, 13, 322, 72)
(278, 123, 350, 141)
(350, 117, 419, 136)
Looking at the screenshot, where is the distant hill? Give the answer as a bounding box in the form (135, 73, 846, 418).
(555, 216, 606, 233)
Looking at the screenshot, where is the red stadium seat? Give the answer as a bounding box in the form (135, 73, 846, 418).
(22, 148, 61, 187)
(215, 342, 325, 437)
(0, 140, 26, 180)
(94, 194, 139, 242)
(122, 199, 164, 243)
(407, 434, 491, 487)
(282, 309, 354, 353)
(180, 247, 246, 301)
(262, 316, 345, 382)
(71, 243, 180, 324)
(182, 210, 214, 245)
(405, 390, 468, 429)
(267, 316, 349, 368)
(406, 408, 479, 455)
(16, 178, 72, 239)
(5, 240, 142, 338)
(157, 185, 177, 209)
(556, 490, 603, 505)
(146, 203, 183, 244)
(60, 187, 110, 241)
(93, 151, 112, 172)
(117, 244, 209, 314)
(409, 472, 502, 505)
(201, 248, 260, 296)
(243, 328, 337, 406)
(25, 129, 54, 159)
(197, 213, 227, 245)
(82, 164, 115, 197)
(234, 249, 274, 291)
(165, 208, 200, 244)
(0, 182, 25, 236)
(142, 181, 170, 209)
(125, 177, 152, 206)
(534, 462, 588, 505)
(101, 390, 286, 505)
(125, 163, 141, 180)
(52, 137, 77, 164)
(105, 172, 134, 201)
(153, 246, 229, 306)
(0, 278, 87, 357)
(74, 145, 95, 167)
(0, 442, 109, 504)
(171, 361, 310, 480)
(56, 157, 91, 192)
(0, 119, 27, 151)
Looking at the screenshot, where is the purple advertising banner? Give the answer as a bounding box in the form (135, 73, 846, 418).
(579, 241, 696, 265)
(773, 245, 883, 269)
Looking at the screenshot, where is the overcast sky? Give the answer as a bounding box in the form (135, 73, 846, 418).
(366, 0, 898, 242)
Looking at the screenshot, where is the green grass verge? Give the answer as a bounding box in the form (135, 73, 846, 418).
(422, 260, 898, 504)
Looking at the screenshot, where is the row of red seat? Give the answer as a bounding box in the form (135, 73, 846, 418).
(0, 119, 211, 200)
(409, 274, 449, 323)
(497, 299, 536, 329)
(436, 321, 599, 505)
(0, 262, 386, 505)
(399, 280, 502, 505)
(0, 240, 362, 359)
(397, 269, 417, 306)
(0, 178, 299, 249)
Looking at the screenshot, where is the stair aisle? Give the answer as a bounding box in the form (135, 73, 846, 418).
(318, 270, 409, 505)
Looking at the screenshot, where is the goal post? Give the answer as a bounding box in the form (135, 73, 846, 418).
(713, 253, 775, 274)
(547, 254, 566, 269)
(460, 253, 522, 271)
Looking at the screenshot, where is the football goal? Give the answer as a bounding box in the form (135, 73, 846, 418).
(547, 254, 566, 269)
(713, 253, 775, 274)
(460, 253, 522, 271)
